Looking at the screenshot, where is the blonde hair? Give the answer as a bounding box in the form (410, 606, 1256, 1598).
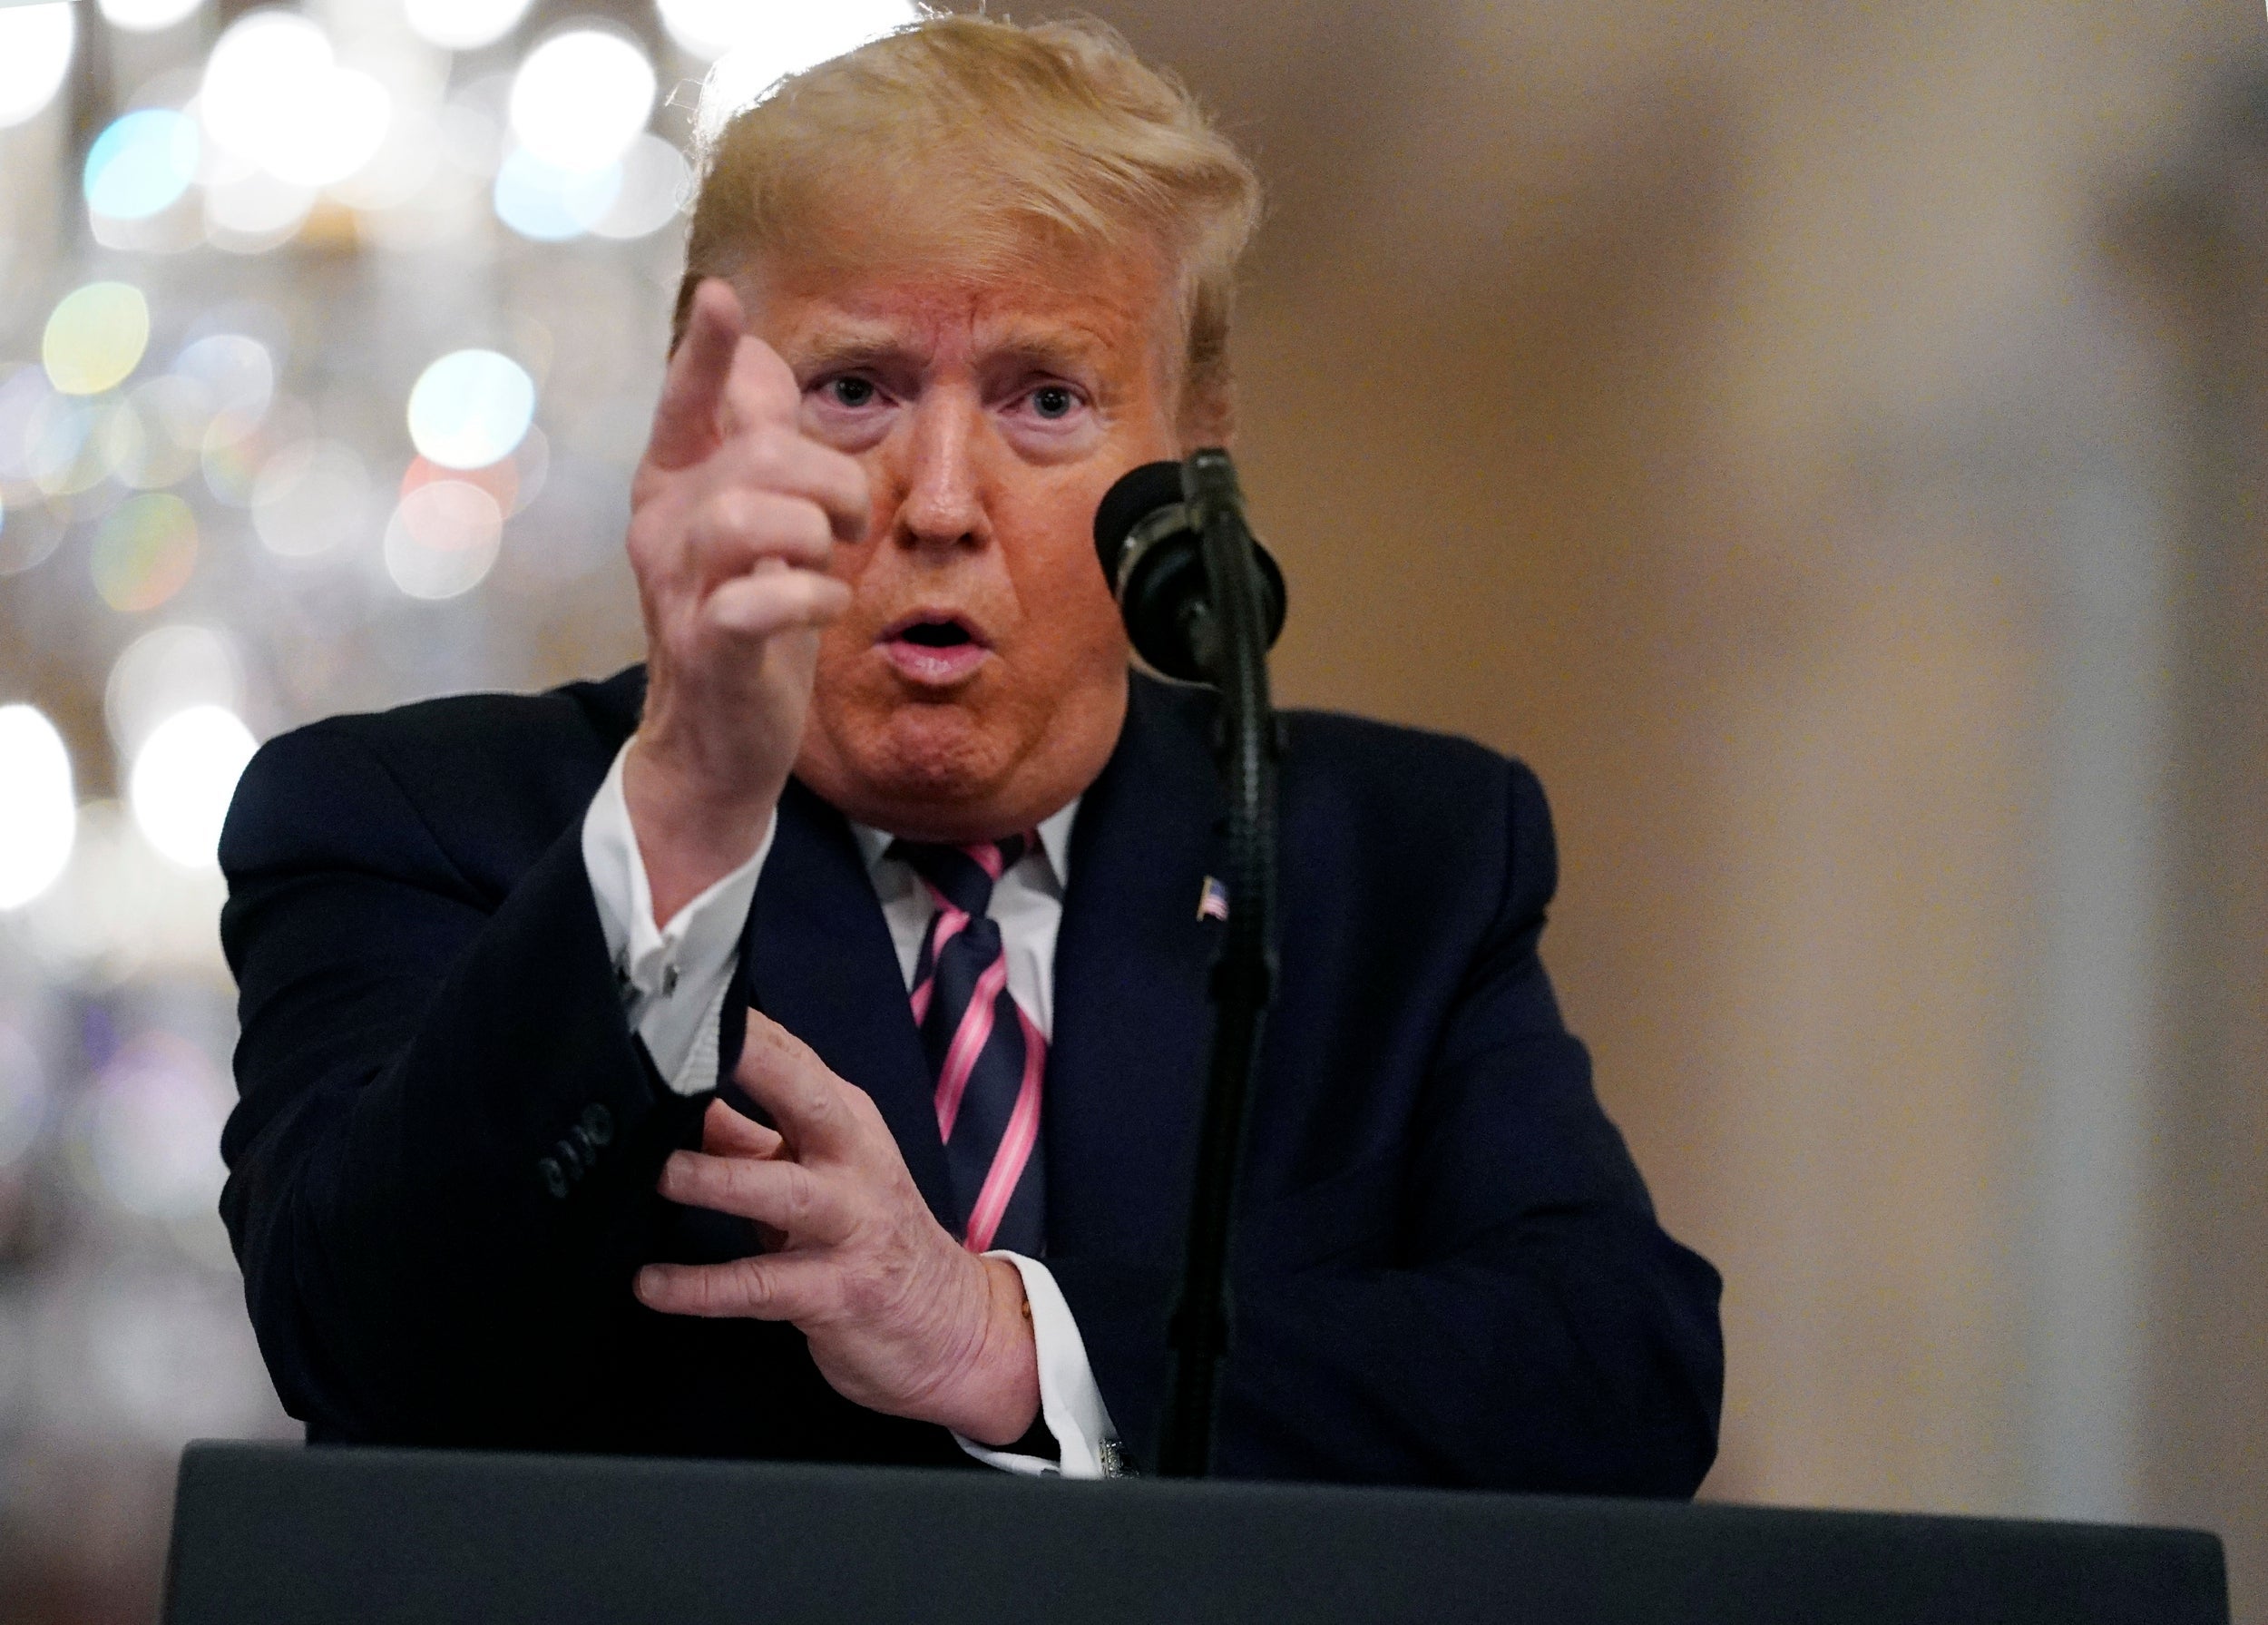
(674, 13, 1262, 437)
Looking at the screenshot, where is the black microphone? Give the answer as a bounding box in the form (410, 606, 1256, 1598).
(1093, 455, 1286, 683)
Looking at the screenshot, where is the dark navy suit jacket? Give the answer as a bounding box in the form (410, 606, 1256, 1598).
(216, 664, 1723, 1490)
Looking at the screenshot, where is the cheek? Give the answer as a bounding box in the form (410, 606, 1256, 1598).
(1012, 566, 1122, 688)
(821, 534, 886, 620)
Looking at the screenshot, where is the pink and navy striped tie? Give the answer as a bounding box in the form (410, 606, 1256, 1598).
(892, 836, 1045, 1256)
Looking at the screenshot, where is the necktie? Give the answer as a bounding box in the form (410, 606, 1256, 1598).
(890, 835, 1045, 1256)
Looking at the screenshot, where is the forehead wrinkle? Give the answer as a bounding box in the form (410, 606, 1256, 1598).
(778, 299, 1147, 386)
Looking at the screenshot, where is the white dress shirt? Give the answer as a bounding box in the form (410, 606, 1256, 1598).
(579, 741, 1118, 1477)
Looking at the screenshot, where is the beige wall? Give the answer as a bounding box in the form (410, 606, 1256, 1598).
(1074, 0, 2268, 1613)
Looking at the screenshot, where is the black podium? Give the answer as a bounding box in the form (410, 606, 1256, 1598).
(161, 1442, 2227, 1625)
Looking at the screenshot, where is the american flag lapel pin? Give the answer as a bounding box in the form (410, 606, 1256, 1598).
(1197, 876, 1230, 923)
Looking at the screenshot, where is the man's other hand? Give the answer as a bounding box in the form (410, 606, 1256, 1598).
(622, 278, 869, 925)
(633, 1010, 1043, 1448)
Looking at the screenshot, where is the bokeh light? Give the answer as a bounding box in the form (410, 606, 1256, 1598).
(0, 365, 53, 480)
(655, 0, 747, 62)
(510, 425, 551, 512)
(0, 705, 76, 911)
(76, 1032, 231, 1220)
(509, 29, 655, 175)
(200, 417, 270, 505)
(591, 133, 689, 240)
(200, 10, 392, 191)
(84, 109, 202, 221)
(112, 377, 210, 488)
(91, 493, 200, 612)
(201, 168, 316, 249)
(173, 332, 275, 424)
(404, 451, 517, 515)
(0, 2, 75, 131)
(43, 282, 153, 397)
(403, 0, 533, 54)
(128, 704, 257, 868)
(251, 439, 372, 558)
(24, 393, 106, 495)
(328, 95, 443, 214)
(106, 624, 243, 757)
(0, 0, 701, 1541)
(494, 147, 620, 241)
(698, 0, 918, 142)
(17, 798, 231, 985)
(406, 348, 535, 469)
(98, 0, 205, 32)
(384, 480, 503, 599)
(0, 1023, 46, 1170)
(0, 491, 66, 577)
(200, 10, 327, 168)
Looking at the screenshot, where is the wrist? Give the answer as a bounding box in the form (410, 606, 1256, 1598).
(936, 1255, 1041, 1447)
(622, 732, 780, 925)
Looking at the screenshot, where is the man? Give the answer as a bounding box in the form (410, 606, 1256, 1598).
(217, 15, 1722, 1487)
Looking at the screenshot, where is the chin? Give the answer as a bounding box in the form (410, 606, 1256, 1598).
(831, 699, 1016, 817)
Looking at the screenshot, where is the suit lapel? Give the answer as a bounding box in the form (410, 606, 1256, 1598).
(1047, 675, 1225, 1266)
(740, 779, 955, 1225)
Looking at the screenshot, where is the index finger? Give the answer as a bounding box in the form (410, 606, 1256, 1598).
(734, 1009, 859, 1156)
(646, 278, 744, 472)
(715, 328, 802, 446)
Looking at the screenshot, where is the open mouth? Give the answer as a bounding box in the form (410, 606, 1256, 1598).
(897, 618, 975, 649)
(879, 612, 992, 685)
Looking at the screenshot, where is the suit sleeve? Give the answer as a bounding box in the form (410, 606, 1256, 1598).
(216, 721, 713, 1445)
(1052, 762, 1724, 1493)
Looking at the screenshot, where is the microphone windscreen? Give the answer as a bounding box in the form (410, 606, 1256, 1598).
(1092, 460, 1187, 579)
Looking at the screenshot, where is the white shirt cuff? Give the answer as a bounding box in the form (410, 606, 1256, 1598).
(953, 1252, 1119, 1479)
(579, 737, 774, 1095)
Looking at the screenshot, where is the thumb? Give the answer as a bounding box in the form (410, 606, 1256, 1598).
(646, 278, 743, 472)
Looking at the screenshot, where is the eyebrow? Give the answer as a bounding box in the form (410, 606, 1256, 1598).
(980, 326, 1110, 375)
(788, 333, 910, 374)
(787, 322, 1112, 379)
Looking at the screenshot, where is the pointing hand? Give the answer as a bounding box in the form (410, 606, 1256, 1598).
(621, 278, 870, 924)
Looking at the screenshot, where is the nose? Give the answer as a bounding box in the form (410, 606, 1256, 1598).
(894, 388, 989, 553)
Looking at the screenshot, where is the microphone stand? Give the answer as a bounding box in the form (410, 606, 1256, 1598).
(1157, 449, 1279, 1478)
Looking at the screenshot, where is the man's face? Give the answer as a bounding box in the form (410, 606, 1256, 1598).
(746, 246, 1182, 842)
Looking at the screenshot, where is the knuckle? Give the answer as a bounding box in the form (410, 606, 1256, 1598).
(803, 1082, 845, 1135)
(780, 1163, 820, 1228)
(744, 425, 796, 480)
(625, 514, 665, 571)
(732, 1258, 775, 1314)
(695, 487, 750, 541)
(679, 1268, 717, 1315)
(677, 1156, 720, 1203)
(793, 499, 834, 552)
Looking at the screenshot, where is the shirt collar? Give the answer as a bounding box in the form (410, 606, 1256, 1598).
(849, 796, 1080, 890)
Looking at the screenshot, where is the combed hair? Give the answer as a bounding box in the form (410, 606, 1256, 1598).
(674, 13, 1263, 436)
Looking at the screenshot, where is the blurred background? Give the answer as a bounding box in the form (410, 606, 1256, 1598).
(0, 0, 2263, 1619)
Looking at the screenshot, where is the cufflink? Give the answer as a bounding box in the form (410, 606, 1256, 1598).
(660, 962, 679, 997)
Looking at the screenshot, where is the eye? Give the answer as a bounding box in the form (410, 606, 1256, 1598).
(826, 376, 878, 408)
(1030, 384, 1077, 420)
